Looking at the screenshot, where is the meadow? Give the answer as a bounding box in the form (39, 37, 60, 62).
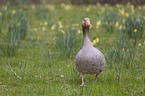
(0, 3, 145, 96)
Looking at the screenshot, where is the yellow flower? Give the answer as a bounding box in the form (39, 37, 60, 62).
(34, 28, 37, 31)
(2, 5, 7, 10)
(96, 21, 101, 29)
(44, 22, 48, 26)
(96, 38, 99, 43)
(104, 3, 109, 7)
(42, 27, 45, 31)
(59, 24, 63, 29)
(61, 3, 65, 7)
(64, 5, 72, 10)
(96, 21, 101, 26)
(96, 3, 101, 7)
(0, 12, 2, 16)
(12, 10, 16, 15)
(115, 22, 119, 27)
(58, 21, 63, 29)
(138, 6, 141, 10)
(75, 24, 79, 27)
(51, 24, 56, 30)
(122, 19, 125, 24)
(138, 43, 141, 46)
(131, 5, 135, 13)
(18, 22, 20, 26)
(48, 5, 55, 11)
(134, 29, 137, 32)
(144, 41, 145, 44)
(92, 38, 99, 45)
(93, 40, 97, 43)
(116, 4, 121, 8)
(77, 30, 81, 34)
(119, 25, 122, 30)
(32, 5, 36, 9)
(86, 7, 90, 12)
(125, 13, 129, 17)
(121, 12, 124, 16)
(123, 48, 125, 52)
(72, 27, 75, 30)
(58, 21, 62, 24)
(61, 30, 65, 34)
(91, 40, 96, 46)
(90, 24, 92, 29)
(131, 9, 135, 13)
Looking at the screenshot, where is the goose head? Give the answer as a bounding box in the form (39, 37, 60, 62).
(82, 18, 91, 28)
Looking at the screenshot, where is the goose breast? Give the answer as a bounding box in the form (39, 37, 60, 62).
(75, 47, 105, 74)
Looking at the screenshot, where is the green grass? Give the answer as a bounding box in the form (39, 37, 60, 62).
(0, 3, 145, 96)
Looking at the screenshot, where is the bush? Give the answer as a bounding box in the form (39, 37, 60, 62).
(55, 27, 82, 58)
(0, 9, 28, 57)
(121, 16, 144, 39)
(105, 40, 139, 70)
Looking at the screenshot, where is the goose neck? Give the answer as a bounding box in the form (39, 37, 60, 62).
(82, 27, 92, 48)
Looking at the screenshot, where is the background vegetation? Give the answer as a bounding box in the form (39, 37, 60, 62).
(0, 0, 145, 5)
(0, 2, 145, 96)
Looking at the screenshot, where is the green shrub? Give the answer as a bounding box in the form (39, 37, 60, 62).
(121, 16, 144, 39)
(105, 39, 139, 70)
(102, 9, 118, 33)
(55, 27, 82, 58)
(0, 9, 28, 57)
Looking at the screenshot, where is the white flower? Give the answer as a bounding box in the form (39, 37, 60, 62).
(61, 75, 64, 78)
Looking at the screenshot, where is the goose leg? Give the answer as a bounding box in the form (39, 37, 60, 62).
(80, 73, 85, 86)
(95, 73, 100, 82)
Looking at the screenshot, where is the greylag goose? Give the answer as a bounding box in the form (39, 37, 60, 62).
(75, 18, 105, 86)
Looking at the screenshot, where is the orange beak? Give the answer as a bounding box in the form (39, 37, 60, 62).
(85, 21, 90, 25)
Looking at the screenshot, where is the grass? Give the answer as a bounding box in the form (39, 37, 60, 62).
(0, 3, 145, 96)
